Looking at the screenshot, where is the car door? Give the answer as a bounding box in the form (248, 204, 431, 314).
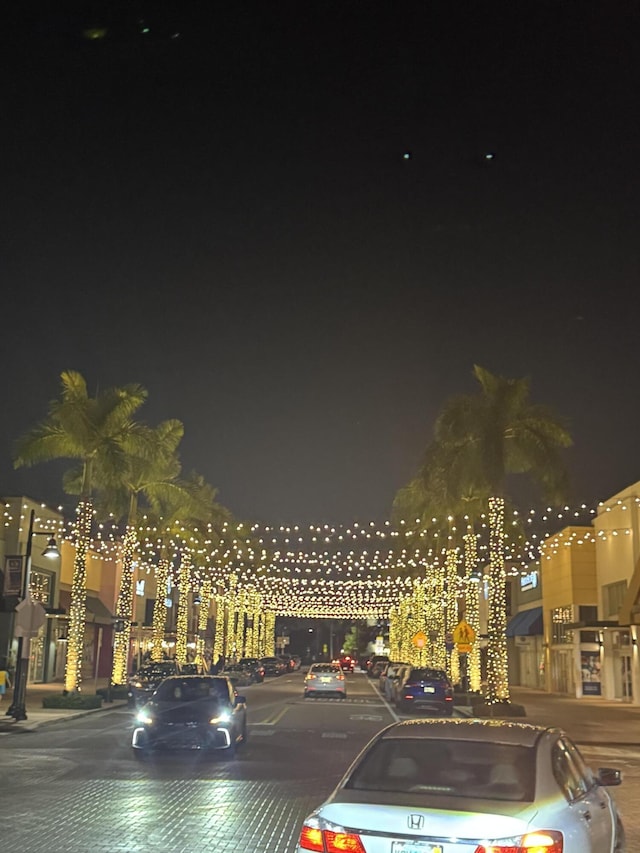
(552, 738, 614, 851)
(563, 737, 615, 851)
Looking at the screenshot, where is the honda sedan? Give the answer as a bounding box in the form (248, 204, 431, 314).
(297, 718, 625, 852)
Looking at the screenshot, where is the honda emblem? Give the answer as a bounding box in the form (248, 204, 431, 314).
(407, 814, 425, 830)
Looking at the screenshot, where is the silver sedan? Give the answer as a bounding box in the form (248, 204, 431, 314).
(303, 663, 347, 699)
(296, 718, 625, 852)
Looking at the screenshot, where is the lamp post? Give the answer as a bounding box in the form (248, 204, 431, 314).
(6, 508, 59, 721)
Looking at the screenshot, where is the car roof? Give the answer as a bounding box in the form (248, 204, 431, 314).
(162, 674, 228, 682)
(381, 718, 559, 747)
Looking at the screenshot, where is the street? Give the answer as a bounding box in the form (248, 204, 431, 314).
(0, 672, 638, 852)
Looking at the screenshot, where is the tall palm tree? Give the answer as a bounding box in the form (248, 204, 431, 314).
(429, 365, 572, 703)
(14, 371, 148, 692)
(89, 419, 189, 685)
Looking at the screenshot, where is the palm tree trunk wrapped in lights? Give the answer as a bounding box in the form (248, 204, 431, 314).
(388, 606, 399, 661)
(486, 495, 509, 702)
(111, 526, 137, 685)
(411, 579, 426, 666)
(213, 594, 225, 663)
(264, 612, 276, 656)
(194, 577, 212, 668)
(151, 558, 171, 662)
(175, 552, 192, 665)
(234, 588, 247, 660)
(445, 549, 460, 684)
(463, 529, 482, 692)
(428, 561, 447, 669)
(225, 574, 238, 660)
(64, 499, 93, 693)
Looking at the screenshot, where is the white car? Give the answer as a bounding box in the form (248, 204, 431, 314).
(297, 718, 625, 852)
(304, 663, 346, 699)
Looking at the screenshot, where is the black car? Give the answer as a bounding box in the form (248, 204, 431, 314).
(260, 656, 287, 676)
(238, 657, 265, 682)
(131, 675, 247, 755)
(127, 660, 200, 707)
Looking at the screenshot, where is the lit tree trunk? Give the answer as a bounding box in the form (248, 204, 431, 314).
(213, 593, 225, 664)
(234, 588, 247, 660)
(445, 549, 460, 684)
(111, 526, 137, 685)
(427, 560, 446, 669)
(388, 606, 399, 660)
(175, 552, 192, 665)
(411, 579, 426, 666)
(486, 496, 510, 702)
(264, 612, 276, 656)
(463, 527, 482, 692)
(151, 558, 170, 662)
(195, 577, 212, 668)
(224, 574, 237, 660)
(64, 499, 93, 693)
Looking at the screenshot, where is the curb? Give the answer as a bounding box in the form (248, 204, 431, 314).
(0, 700, 128, 733)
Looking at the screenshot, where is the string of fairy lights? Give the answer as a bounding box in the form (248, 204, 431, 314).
(4, 494, 639, 695)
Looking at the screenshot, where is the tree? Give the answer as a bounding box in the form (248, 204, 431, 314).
(14, 371, 148, 692)
(427, 365, 572, 703)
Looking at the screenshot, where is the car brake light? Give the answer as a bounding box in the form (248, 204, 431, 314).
(337, 673, 345, 680)
(324, 830, 366, 853)
(474, 830, 563, 853)
(307, 674, 316, 680)
(299, 825, 324, 851)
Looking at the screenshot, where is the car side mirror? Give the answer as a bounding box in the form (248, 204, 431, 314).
(597, 767, 622, 787)
(235, 695, 246, 706)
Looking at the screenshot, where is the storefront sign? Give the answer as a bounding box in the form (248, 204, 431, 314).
(581, 651, 602, 696)
(3, 556, 23, 596)
(520, 571, 539, 592)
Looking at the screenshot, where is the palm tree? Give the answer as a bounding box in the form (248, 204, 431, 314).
(14, 371, 148, 692)
(428, 365, 572, 703)
(90, 419, 189, 685)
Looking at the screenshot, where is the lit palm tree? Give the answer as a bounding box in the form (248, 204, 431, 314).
(428, 365, 572, 703)
(13, 371, 148, 692)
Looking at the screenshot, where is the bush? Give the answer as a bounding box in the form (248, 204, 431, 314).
(471, 700, 527, 718)
(42, 693, 103, 710)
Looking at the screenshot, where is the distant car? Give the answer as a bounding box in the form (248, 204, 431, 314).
(261, 656, 287, 676)
(395, 666, 454, 715)
(238, 657, 265, 682)
(296, 718, 625, 853)
(290, 654, 302, 671)
(278, 654, 296, 672)
(367, 655, 390, 678)
(378, 661, 409, 701)
(131, 675, 247, 755)
(220, 665, 254, 688)
(336, 655, 354, 673)
(127, 661, 179, 707)
(304, 663, 346, 699)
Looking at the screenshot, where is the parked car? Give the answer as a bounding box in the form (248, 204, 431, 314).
(388, 662, 412, 706)
(378, 661, 408, 701)
(290, 654, 302, 671)
(303, 663, 346, 699)
(131, 675, 247, 755)
(237, 657, 265, 682)
(395, 666, 454, 715)
(296, 718, 625, 853)
(220, 665, 254, 688)
(278, 653, 296, 672)
(367, 654, 390, 678)
(127, 660, 180, 707)
(261, 656, 287, 676)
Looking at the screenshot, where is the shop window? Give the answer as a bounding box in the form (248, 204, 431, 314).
(580, 631, 598, 643)
(144, 598, 155, 627)
(603, 581, 627, 618)
(551, 606, 574, 644)
(29, 569, 53, 607)
(578, 605, 597, 623)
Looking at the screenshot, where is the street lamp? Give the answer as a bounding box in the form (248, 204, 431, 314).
(6, 508, 60, 721)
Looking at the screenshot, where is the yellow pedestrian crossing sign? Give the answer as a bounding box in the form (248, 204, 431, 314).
(412, 631, 428, 649)
(452, 620, 476, 646)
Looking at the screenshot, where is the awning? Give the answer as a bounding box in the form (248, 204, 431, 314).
(506, 606, 543, 637)
(86, 596, 114, 622)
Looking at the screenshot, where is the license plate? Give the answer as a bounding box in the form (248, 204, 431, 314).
(391, 842, 442, 853)
(422, 686, 435, 693)
(321, 677, 332, 683)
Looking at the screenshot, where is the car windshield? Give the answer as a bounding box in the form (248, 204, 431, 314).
(154, 678, 229, 703)
(135, 664, 174, 679)
(346, 738, 535, 802)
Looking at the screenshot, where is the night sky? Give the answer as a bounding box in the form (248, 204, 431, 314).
(3, 1, 639, 525)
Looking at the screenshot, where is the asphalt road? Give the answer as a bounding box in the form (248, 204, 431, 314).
(0, 671, 637, 852)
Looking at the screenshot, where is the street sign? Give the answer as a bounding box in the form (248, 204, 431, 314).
(452, 620, 476, 645)
(412, 631, 428, 649)
(456, 643, 472, 653)
(14, 594, 47, 637)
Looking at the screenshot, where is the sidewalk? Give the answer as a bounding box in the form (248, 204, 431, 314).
(456, 686, 640, 748)
(0, 677, 127, 733)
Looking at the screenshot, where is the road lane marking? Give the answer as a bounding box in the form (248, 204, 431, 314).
(349, 714, 383, 721)
(322, 732, 348, 738)
(255, 705, 290, 726)
(366, 673, 400, 722)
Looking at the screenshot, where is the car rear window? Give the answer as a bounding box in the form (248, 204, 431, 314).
(312, 664, 340, 673)
(407, 669, 448, 681)
(346, 738, 535, 802)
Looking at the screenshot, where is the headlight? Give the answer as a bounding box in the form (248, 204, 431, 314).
(133, 681, 144, 689)
(209, 711, 232, 725)
(136, 710, 154, 725)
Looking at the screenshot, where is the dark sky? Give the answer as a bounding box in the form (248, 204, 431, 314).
(2, 1, 639, 525)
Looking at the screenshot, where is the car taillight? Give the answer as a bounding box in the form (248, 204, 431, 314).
(299, 825, 324, 851)
(324, 831, 366, 853)
(337, 673, 345, 680)
(307, 674, 316, 680)
(474, 830, 563, 853)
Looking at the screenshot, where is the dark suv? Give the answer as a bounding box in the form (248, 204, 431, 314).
(396, 667, 454, 715)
